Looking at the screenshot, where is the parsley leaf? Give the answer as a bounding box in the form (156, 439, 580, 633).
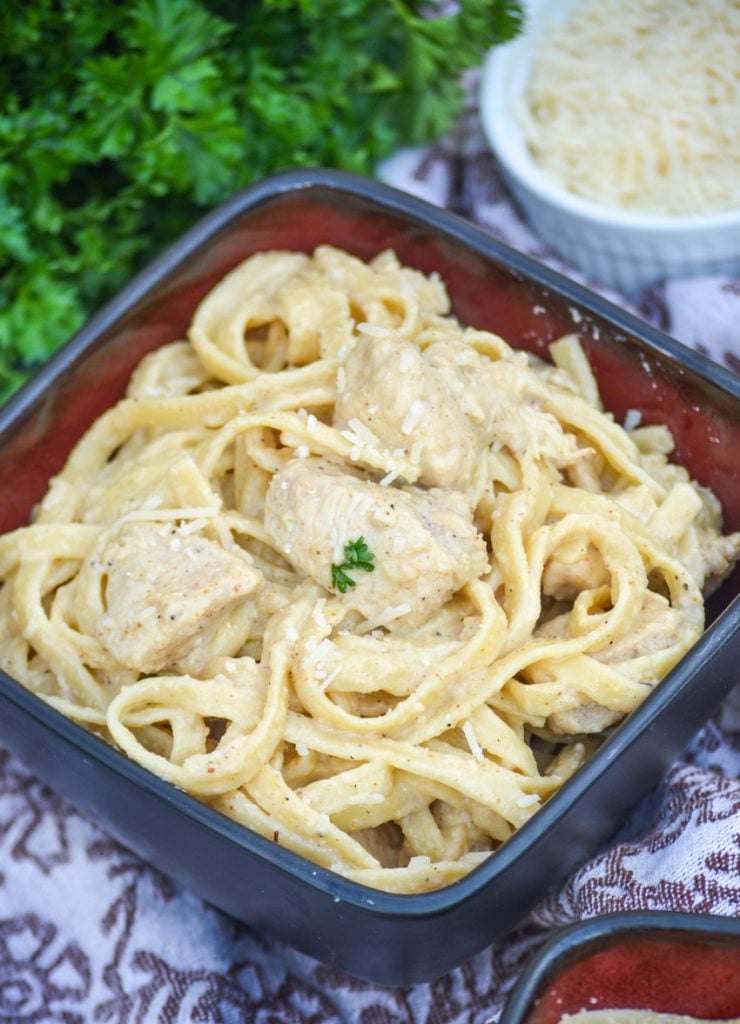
(330, 564, 356, 593)
(331, 536, 376, 593)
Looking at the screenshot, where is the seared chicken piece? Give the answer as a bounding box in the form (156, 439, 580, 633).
(549, 702, 620, 735)
(264, 457, 488, 628)
(334, 333, 485, 491)
(97, 522, 262, 673)
(594, 591, 687, 667)
(335, 333, 580, 492)
(697, 527, 740, 595)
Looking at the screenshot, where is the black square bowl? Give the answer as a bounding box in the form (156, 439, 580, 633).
(0, 169, 738, 985)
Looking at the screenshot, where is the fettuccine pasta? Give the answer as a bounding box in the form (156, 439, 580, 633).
(1, 246, 737, 893)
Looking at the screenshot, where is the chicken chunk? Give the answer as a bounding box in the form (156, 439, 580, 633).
(697, 527, 740, 596)
(594, 591, 687, 667)
(334, 333, 580, 493)
(547, 700, 622, 736)
(264, 457, 488, 628)
(334, 332, 483, 491)
(97, 522, 262, 673)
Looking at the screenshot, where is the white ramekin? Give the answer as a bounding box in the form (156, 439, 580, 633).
(479, 0, 740, 296)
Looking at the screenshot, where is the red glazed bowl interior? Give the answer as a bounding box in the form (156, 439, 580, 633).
(500, 916, 740, 1024)
(529, 932, 740, 1022)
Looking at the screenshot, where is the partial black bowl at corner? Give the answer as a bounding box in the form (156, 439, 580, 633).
(500, 912, 740, 1024)
(0, 169, 738, 985)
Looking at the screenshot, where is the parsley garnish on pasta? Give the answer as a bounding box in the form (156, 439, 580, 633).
(331, 537, 376, 593)
(0, 0, 522, 403)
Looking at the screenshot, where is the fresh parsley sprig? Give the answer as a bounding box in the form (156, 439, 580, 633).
(331, 537, 376, 594)
(0, 0, 522, 403)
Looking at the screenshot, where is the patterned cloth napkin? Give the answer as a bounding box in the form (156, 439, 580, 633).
(1, 93, 738, 1024)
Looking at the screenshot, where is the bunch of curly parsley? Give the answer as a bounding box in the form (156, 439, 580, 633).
(0, 0, 522, 402)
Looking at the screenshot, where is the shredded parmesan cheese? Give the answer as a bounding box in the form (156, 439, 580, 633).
(357, 602, 412, 634)
(311, 598, 328, 629)
(462, 721, 484, 762)
(119, 506, 218, 525)
(401, 399, 425, 436)
(521, 0, 740, 215)
(140, 495, 163, 511)
(347, 418, 381, 449)
(358, 322, 391, 338)
(399, 349, 415, 372)
(304, 637, 334, 669)
(318, 664, 341, 691)
(178, 517, 209, 535)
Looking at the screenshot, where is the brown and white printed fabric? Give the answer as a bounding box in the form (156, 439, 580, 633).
(1, 96, 739, 1024)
